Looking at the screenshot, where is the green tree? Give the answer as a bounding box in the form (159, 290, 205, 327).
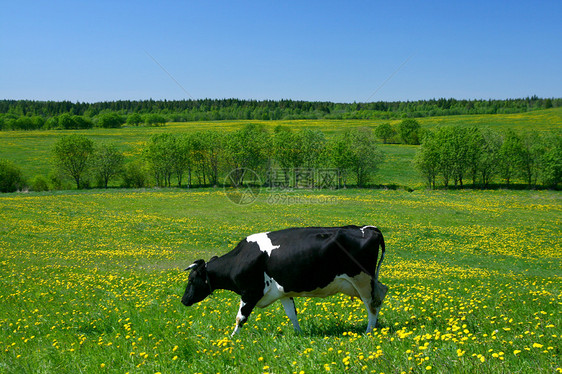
(434, 127, 455, 187)
(30, 175, 49, 192)
(97, 112, 123, 128)
(72, 115, 93, 129)
(520, 132, 544, 187)
(173, 135, 193, 187)
(187, 131, 224, 187)
(143, 133, 177, 187)
(189, 134, 206, 186)
(398, 119, 421, 145)
(12, 115, 45, 130)
(448, 127, 472, 187)
(329, 135, 354, 186)
(126, 113, 143, 126)
(498, 130, 524, 185)
(415, 131, 440, 188)
(272, 126, 303, 169)
(30, 115, 45, 130)
(142, 133, 191, 187)
(349, 127, 384, 186)
(330, 128, 383, 187)
(224, 124, 270, 185)
(53, 114, 92, 129)
(0, 159, 25, 192)
(52, 135, 94, 189)
(91, 143, 125, 188)
(539, 133, 562, 187)
(58, 113, 76, 129)
(417, 127, 490, 188)
(478, 129, 502, 187)
(200, 131, 224, 186)
(301, 129, 327, 168)
(464, 127, 483, 186)
(122, 159, 150, 188)
(272, 126, 304, 186)
(144, 114, 167, 126)
(374, 123, 396, 144)
(44, 116, 59, 130)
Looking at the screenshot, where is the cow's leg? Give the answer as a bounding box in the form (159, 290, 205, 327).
(280, 297, 301, 332)
(363, 300, 380, 333)
(348, 274, 388, 333)
(356, 292, 379, 333)
(231, 297, 259, 336)
(364, 279, 389, 333)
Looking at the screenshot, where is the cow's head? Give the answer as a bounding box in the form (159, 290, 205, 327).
(181, 259, 212, 307)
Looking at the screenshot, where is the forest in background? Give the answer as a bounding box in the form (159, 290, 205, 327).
(1, 96, 561, 130)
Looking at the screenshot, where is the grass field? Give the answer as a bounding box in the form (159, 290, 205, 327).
(0, 107, 561, 186)
(0, 188, 560, 373)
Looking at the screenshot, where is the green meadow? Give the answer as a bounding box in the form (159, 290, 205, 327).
(0, 107, 561, 188)
(0, 109, 561, 372)
(0, 188, 560, 373)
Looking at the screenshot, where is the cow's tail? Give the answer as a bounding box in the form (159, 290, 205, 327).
(374, 231, 385, 280)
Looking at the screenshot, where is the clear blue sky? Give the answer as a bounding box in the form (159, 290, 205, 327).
(1, 0, 560, 103)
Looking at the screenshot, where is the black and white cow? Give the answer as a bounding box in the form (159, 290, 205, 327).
(182, 225, 388, 336)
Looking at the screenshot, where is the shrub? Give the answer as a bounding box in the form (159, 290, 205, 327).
(48, 170, 71, 190)
(144, 114, 167, 127)
(96, 112, 123, 128)
(122, 160, 150, 188)
(126, 113, 143, 126)
(30, 175, 50, 192)
(0, 160, 26, 192)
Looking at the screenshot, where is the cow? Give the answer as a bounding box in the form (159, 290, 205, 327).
(181, 225, 388, 336)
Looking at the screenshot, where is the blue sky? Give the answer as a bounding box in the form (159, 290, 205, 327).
(1, 1, 560, 103)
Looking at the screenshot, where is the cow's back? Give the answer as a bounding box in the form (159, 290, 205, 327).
(261, 226, 382, 294)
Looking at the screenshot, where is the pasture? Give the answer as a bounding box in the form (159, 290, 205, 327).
(0, 188, 560, 373)
(0, 107, 561, 187)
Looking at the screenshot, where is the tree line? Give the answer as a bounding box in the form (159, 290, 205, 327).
(1, 123, 560, 193)
(0, 111, 167, 131)
(415, 127, 562, 189)
(1, 96, 560, 130)
(0, 124, 384, 192)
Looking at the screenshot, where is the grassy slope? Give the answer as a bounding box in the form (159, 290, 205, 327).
(0, 107, 561, 186)
(0, 188, 560, 373)
(416, 107, 562, 131)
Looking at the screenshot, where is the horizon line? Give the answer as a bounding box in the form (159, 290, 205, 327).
(1, 95, 560, 105)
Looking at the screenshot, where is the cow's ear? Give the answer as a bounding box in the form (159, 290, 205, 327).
(208, 256, 218, 263)
(184, 259, 206, 272)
